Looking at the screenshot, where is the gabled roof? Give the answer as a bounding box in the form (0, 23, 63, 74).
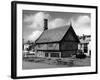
(80, 37, 91, 44)
(35, 25, 75, 43)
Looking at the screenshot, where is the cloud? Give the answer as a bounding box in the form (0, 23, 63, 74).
(76, 16, 90, 25)
(28, 30, 43, 41)
(24, 12, 67, 30)
(72, 15, 91, 36)
(48, 18, 66, 29)
(24, 15, 34, 22)
(24, 12, 68, 41)
(24, 12, 91, 41)
(24, 12, 50, 30)
(75, 16, 91, 28)
(28, 18, 67, 41)
(24, 12, 90, 41)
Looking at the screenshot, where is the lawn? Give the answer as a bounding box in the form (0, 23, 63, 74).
(22, 57, 91, 70)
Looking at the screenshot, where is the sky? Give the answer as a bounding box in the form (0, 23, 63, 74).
(22, 10, 91, 42)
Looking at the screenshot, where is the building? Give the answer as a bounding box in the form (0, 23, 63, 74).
(23, 40, 35, 51)
(35, 19, 79, 58)
(78, 35, 91, 56)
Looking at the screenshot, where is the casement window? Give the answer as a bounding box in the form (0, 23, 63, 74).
(51, 53, 59, 57)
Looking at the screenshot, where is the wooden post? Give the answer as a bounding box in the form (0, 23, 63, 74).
(48, 53, 51, 58)
(59, 52, 61, 59)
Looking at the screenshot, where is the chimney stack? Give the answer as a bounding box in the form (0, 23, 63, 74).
(44, 19, 48, 31)
(83, 34, 85, 40)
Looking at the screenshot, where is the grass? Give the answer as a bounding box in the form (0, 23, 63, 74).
(22, 57, 91, 70)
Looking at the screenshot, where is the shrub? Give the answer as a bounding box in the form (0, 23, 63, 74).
(76, 50, 86, 59)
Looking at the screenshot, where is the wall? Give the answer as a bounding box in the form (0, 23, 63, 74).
(0, 0, 99, 80)
(61, 42, 78, 50)
(36, 51, 45, 57)
(36, 43, 59, 50)
(63, 27, 77, 41)
(60, 28, 78, 50)
(61, 51, 76, 58)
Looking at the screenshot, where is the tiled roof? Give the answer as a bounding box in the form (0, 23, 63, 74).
(35, 25, 70, 43)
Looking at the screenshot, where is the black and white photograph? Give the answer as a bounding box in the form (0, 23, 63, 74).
(11, 1, 97, 79)
(22, 10, 91, 69)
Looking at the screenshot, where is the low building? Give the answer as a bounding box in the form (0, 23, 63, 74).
(35, 19, 79, 58)
(78, 35, 91, 56)
(23, 43, 30, 51)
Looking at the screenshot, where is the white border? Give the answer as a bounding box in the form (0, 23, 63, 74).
(17, 3, 96, 77)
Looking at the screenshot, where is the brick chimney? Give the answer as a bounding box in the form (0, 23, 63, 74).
(44, 19, 48, 31)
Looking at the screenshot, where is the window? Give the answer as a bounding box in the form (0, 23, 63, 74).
(84, 43, 88, 53)
(45, 53, 49, 57)
(51, 53, 59, 57)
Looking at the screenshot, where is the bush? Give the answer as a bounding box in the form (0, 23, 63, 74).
(76, 53, 86, 59)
